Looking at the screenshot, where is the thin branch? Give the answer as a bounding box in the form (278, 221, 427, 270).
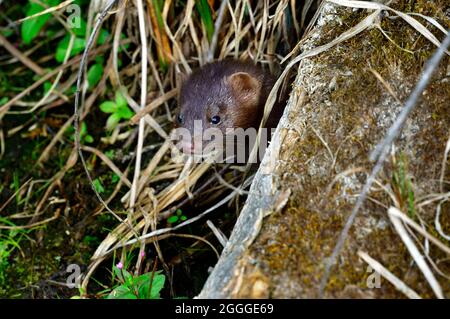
(73, 0, 127, 224)
(388, 207, 444, 299)
(358, 251, 421, 299)
(129, 0, 148, 211)
(103, 176, 253, 255)
(0, 33, 44, 75)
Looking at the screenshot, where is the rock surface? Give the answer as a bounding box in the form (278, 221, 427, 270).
(199, 0, 450, 298)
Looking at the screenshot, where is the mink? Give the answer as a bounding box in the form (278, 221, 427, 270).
(174, 59, 283, 156)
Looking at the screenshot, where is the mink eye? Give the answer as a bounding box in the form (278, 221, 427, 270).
(177, 113, 184, 124)
(210, 115, 221, 125)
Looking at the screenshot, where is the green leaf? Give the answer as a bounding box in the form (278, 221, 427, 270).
(84, 135, 94, 143)
(99, 101, 117, 113)
(167, 216, 178, 224)
(0, 97, 10, 106)
(106, 113, 121, 130)
(21, 0, 58, 45)
(180, 215, 187, 221)
(72, 18, 87, 37)
(107, 285, 137, 299)
(79, 122, 87, 136)
(43, 81, 52, 94)
(115, 91, 127, 108)
(82, 235, 98, 245)
(95, 55, 105, 65)
(118, 33, 130, 52)
(117, 105, 134, 120)
(149, 273, 165, 299)
(67, 86, 77, 95)
(98, 29, 110, 45)
(73, 0, 89, 6)
(87, 63, 103, 88)
(55, 34, 86, 63)
(105, 150, 115, 160)
(1, 29, 14, 38)
(92, 179, 105, 194)
(46, 29, 57, 38)
(111, 173, 119, 184)
(136, 272, 165, 299)
(407, 179, 415, 217)
(68, 122, 88, 142)
(113, 265, 132, 283)
(195, 0, 214, 42)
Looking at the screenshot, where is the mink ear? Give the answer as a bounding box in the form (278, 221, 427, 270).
(227, 72, 262, 107)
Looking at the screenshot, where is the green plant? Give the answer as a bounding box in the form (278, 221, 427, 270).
(66, 121, 93, 144)
(0, 97, 9, 106)
(99, 91, 134, 130)
(87, 62, 104, 89)
(392, 154, 415, 217)
(167, 209, 187, 224)
(55, 18, 110, 62)
(195, 0, 214, 42)
(92, 178, 105, 194)
(0, 218, 31, 285)
(82, 235, 100, 246)
(105, 150, 115, 160)
(21, 0, 59, 45)
(11, 171, 21, 205)
(149, 0, 171, 71)
(107, 265, 165, 299)
(111, 173, 120, 184)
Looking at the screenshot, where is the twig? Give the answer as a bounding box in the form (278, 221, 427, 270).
(0, 33, 44, 75)
(103, 176, 253, 255)
(157, 164, 231, 220)
(0, 179, 32, 213)
(387, 206, 450, 255)
(14, 0, 74, 24)
(358, 251, 421, 299)
(130, 88, 178, 125)
(0, 209, 61, 230)
(73, 0, 126, 225)
(129, 0, 148, 211)
(206, 220, 228, 248)
(0, 40, 118, 120)
(388, 207, 444, 299)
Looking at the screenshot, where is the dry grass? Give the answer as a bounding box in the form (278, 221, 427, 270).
(72, 0, 324, 294)
(1, 0, 448, 298)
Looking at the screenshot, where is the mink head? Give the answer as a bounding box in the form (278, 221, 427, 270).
(175, 60, 274, 154)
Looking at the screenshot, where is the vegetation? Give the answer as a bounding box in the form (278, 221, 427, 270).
(0, 0, 313, 298)
(0, 0, 448, 299)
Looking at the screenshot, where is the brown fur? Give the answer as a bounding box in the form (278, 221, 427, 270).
(175, 59, 282, 152)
